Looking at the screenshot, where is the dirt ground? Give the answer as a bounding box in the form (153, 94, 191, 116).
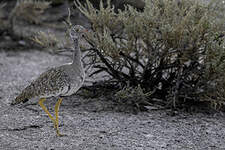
(1, 0, 225, 149)
(0, 50, 225, 150)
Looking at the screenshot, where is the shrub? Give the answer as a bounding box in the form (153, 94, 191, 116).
(31, 30, 59, 49)
(0, 2, 6, 33)
(8, 0, 51, 36)
(74, 0, 225, 110)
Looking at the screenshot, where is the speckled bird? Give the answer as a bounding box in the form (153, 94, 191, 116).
(11, 25, 87, 136)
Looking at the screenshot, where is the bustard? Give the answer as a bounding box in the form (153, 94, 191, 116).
(11, 25, 87, 136)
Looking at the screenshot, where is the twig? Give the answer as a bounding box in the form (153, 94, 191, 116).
(119, 51, 145, 68)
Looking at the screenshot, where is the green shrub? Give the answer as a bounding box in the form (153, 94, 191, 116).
(75, 0, 225, 110)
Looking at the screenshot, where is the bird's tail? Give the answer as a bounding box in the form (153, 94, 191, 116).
(11, 91, 30, 105)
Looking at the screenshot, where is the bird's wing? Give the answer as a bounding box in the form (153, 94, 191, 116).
(27, 67, 71, 97)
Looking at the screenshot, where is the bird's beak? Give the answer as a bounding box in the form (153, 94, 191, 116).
(82, 29, 89, 33)
(81, 29, 89, 38)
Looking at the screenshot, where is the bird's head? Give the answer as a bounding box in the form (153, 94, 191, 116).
(69, 25, 88, 41)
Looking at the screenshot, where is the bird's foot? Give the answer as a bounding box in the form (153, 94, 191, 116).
(56, 130, 66, 137)
(53, 122, 57, 129)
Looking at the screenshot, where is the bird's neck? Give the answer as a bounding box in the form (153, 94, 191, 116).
(72, 39, 82, 68)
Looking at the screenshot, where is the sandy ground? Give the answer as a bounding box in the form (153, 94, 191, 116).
(0, 50, 225, 150)
(0, 0, 224, 149)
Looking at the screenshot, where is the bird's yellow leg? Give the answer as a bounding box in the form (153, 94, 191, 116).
(55, 98, 63, 136)
(38, 98, 56, 127)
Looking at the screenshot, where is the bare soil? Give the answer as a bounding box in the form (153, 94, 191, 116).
(0, 50, 225, 150)
(0, 0, 225, 149)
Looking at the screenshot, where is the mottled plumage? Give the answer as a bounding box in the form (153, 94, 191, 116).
(11, 25, 87, 136)
(12, 64, 84, 104)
